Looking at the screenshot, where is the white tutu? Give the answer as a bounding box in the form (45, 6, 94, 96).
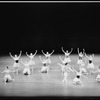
(64, 57, 71, 63)
(46, 59, 51, 64)
(96, 74, 100, 81)
(41, 66, 49, 73)
(13, 62, 19, 68)
(29, 60, 35, 66)
(23, 68, 31, 75)
(4, 75, 12, 82)
(87, 63, 95, 69)
(73, 77, 81, 83)
(79, 67, 87, 73)
(77, 59, 82, 65)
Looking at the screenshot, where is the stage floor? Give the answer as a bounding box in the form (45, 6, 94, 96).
(0, 54, 100, 96)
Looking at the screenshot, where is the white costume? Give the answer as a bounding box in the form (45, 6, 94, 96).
(41, 65, 49, 73)
(23, 67, 31, 75)
(70, 71, 84, 86)
(85, 54, 95, 72)
(46, 58, 51, 64)
(41, 60, 49, 73)
(77, 59, 82, 65)
(64, 57, 71, 63)
(87, 61, 95, 69)
(22, 60, 31, 75)
(26, 51, 37, 69)
(64, 51, 71, 63)
(29, 59, 35, 66)
(61, 47, 73, 64)
(13, 57, 20, 67)
(39, 56, 49, 73)
(79, 61, 87, 74)
(3, 70, 14, 83)
(96, 75, 100, 81)
(9, 52, 22, 74)
(77, 54, 83, 65)
(79, 67, 87, 74)
(96, 70, 100, 81)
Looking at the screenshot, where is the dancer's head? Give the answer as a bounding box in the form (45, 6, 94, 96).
(66, 50, 68, 53)
(79, 52, 83, 55)
(30, 53, 33, 56)
(46, 52, 49, 55)
(15, 55, 17, 57)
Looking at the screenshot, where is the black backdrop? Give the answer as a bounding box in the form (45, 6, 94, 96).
(0, 3, 100, 55)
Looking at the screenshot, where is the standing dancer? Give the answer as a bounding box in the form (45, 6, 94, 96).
(39, 56, 49, 73)
(1, 66, 14, 84)
(26, 50, 37, 73)
(9, 51, 22, 74)
(57, 63, 74, 85)
(21, 59, 31, 76)
(61, 47, 73, 63)
(41, 50, 54, 65)
(77, 48, 85, 65)
(69, 68, 88, 86)
(85, 53, 95, 74)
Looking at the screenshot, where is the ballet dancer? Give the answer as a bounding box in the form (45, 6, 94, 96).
(39, 56, 49, 73)
(1, 66, 14, 84)
(57, 63, 74, 85)
(77, 48, 85, 65)
(85, 53, 95, 74)
(26, 50, 37, 63)
(78, 59, 88, 75)
(26, 50, 37, 73)
(21, 59, 31, 76)
(61, 47, 73, 63)
(9, 51, 22, 74)
(69, 68, 88, 86)
(41, 50, 54, 65)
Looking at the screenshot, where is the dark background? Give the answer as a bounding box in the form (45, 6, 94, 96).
(0, 3, 100, 55)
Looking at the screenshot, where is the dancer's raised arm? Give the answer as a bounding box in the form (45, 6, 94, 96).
(26, 52, 30, 57)
(61, 47, 66, 54)
(77, 48, 80, 54)
(9, 52, 14, 59)
(50, 50, 54, 55)
(83, 48, 85, 55)
(41, 50, 46, 56)
(18, 51, 22, 58)
(69, 48, 73, 54)
(85, 53, 89, 59)
(33, 50, 37, 56)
